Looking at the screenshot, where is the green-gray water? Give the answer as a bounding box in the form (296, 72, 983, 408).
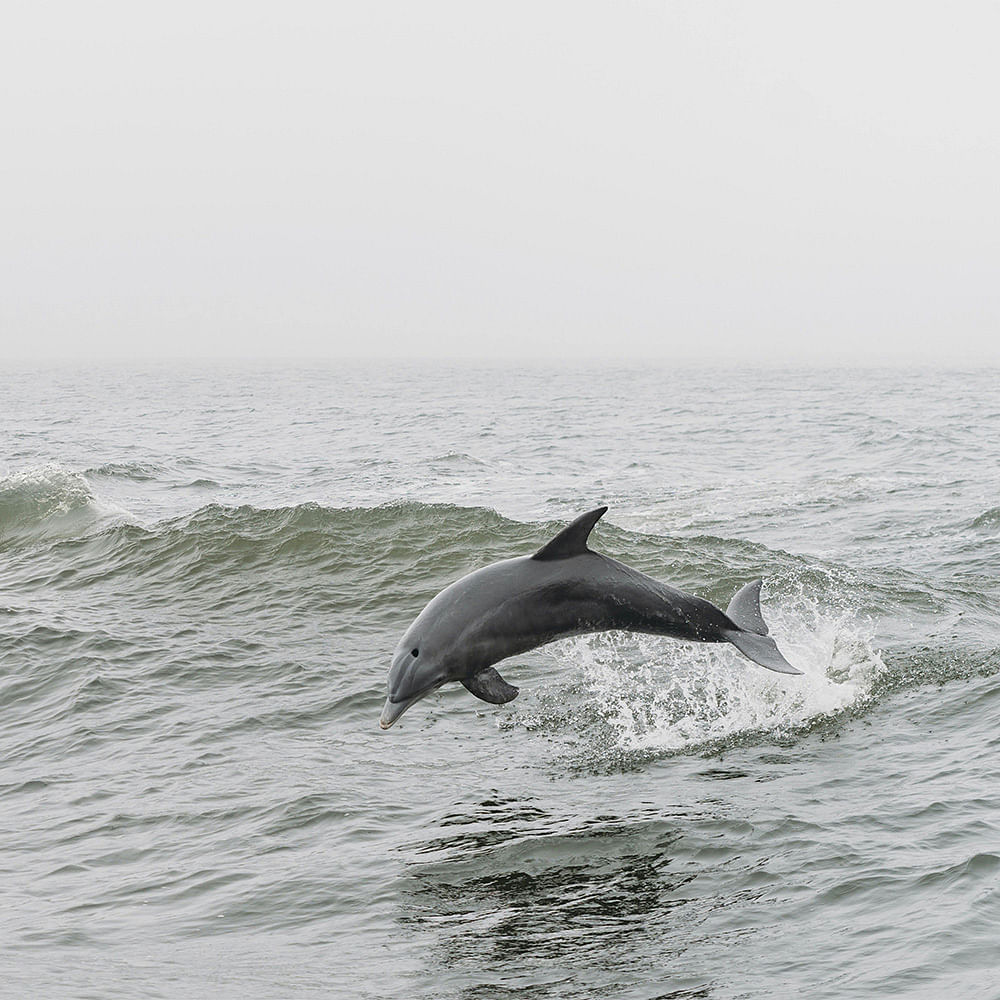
(2, 365, 998, 998)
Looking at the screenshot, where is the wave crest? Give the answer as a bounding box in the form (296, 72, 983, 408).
(0, 465, 108, 547)
(84, 461, 162, 482)
(971, 507, 1000, 529)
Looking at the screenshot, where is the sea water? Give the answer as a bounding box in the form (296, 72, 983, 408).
(2, 363, 998, 998)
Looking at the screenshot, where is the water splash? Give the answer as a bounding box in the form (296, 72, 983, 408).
(515, 587, 886, 762)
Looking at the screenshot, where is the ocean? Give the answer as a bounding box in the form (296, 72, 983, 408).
(2, 363, 998, 998)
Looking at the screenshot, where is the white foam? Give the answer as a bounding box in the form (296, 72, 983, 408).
(0, 463, 134, 543)
(539, 588, 886, 755)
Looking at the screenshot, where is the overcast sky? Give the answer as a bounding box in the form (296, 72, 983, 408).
(3, 2, 999, 364)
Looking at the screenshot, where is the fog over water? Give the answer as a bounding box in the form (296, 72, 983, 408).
(4, 2, 1000, 364)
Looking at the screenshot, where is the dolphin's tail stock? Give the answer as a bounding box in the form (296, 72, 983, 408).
(722, 579, 802, 675)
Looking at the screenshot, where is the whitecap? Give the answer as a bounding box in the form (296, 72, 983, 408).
(0, 464, 134, 546)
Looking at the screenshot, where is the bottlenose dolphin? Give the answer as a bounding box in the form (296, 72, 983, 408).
(379, 506, 800, 729)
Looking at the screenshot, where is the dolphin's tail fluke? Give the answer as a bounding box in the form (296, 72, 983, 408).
(723, 627, 801, 674)
(722, 579, 802, 675)
(726, 579, 769, 636)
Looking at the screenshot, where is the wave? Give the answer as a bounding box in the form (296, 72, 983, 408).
(169, 479, 221, 489)
(971, 506, 1000, 529)
(34, 500, 808, 601)
(16, 497, 959, 628)
(429, 452, 491, 468)
(0, 465, 129, 549)
(7, 497, 988, 753)
(84, 461, 163, 482)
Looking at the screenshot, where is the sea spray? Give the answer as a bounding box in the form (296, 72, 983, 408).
(506, 586, 886, 763)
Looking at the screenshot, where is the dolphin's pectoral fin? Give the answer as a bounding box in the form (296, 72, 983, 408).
(533, 506, 608, 561)
(462, 667, 520, 704)
(726, 579, 769, 636)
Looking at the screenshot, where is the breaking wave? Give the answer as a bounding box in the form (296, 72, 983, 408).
(0, 465, 130, 548)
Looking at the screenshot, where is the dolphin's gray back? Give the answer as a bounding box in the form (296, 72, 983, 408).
(447, 552, 738, 671)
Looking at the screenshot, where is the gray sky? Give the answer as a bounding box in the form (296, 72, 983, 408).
(3, 1, 999, 364)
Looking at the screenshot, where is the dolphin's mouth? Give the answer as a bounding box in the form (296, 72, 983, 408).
(378, 685, 438, 730)
(379, 696, 413, 729)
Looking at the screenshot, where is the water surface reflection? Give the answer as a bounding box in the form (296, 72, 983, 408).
(396, 795, 754, 997)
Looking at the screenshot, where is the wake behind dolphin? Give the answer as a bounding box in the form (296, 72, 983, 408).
(379, 506, 801, 729)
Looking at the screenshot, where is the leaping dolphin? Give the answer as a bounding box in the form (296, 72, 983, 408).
(379, 506, 800, 729)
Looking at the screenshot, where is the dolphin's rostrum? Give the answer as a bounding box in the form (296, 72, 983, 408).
(379, 506, 800, 729)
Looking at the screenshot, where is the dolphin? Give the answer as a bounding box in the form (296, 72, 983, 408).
(379, 506, 800, 729)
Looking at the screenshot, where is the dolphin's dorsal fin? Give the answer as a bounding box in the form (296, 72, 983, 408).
(532, 506, 608, 561)
(462, 667, 519, 704)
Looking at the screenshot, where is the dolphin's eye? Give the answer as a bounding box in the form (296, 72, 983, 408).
(411, 648, 419, 657)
